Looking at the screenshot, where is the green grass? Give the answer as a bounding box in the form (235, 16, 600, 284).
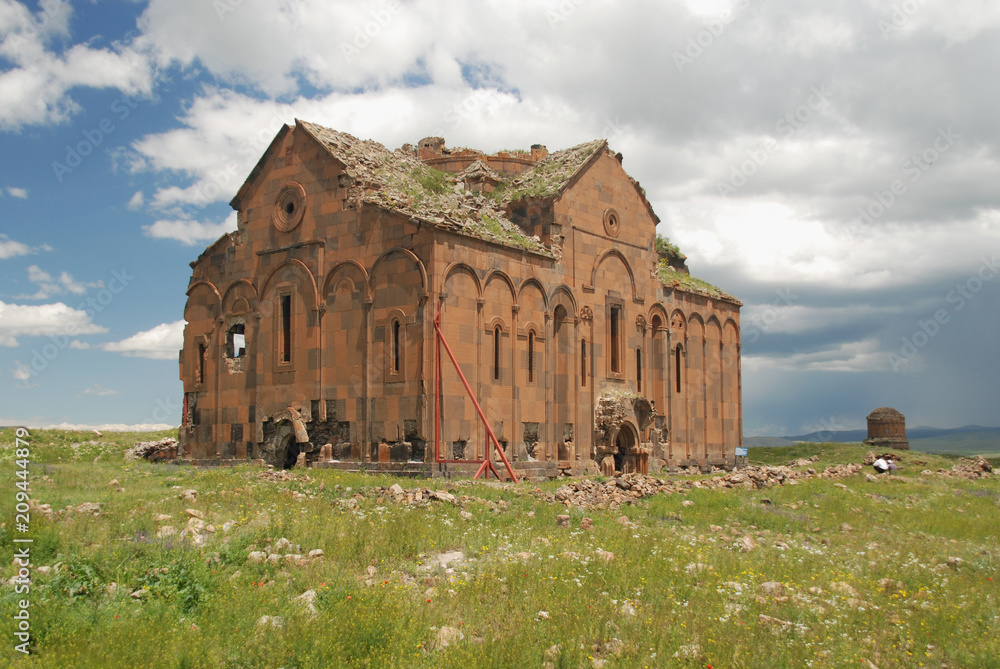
(2, 431, 998, 667)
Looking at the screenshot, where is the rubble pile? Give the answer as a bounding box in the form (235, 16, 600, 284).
(946, 456, 994, 479)
(818, 463, 866, 478)
(245, 537, 326, 568)
(125, 437, 179, 462)
(712, 466, 803, 489)
(370, 483, 463, 506)
(542, 474, 677, 509)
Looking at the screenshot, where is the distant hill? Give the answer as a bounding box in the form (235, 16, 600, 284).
(910, 430, 1000, 458)
(783, 429, 867, 443)
(743, 436, 796, 448)
(749, 425, 1000, 458)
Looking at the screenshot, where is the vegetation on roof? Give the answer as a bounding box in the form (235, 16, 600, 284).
(299, 121, 546, 254)
(657, 263, 733, 300)
(491, 139, 605, 203)
(654, 233, 684, 261)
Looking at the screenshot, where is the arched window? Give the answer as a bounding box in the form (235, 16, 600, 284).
(580, 339, 587, 387)
(636, 348, 642, 392)
(527, 331, 535, 383)
(493, 326, 501, 381)
(279, 294, 292, 363)
(610, 305, 621, 373)
(197, 342, 206, 384)
(392, 319, 401, 373)
(675, 345, 682, 393)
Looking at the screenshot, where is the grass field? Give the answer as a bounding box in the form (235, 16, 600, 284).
(1, 429, 998, 668)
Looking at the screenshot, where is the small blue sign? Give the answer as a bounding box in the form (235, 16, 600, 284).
(734, 447, 748, 457)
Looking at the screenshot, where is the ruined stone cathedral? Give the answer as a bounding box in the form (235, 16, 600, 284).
(179, 120, 743, 476)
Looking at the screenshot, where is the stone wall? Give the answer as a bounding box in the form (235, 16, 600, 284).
(179, 122, 743, 473)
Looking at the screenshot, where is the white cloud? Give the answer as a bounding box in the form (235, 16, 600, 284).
(81, 383, 119, 396)
(0, 233, 34, 259)
(743, 338, 890, 373)
(17, 264, 100, 299)
(143, 213, 237, 245)
(103, 320, 184, 360)
(127, 191, 144, 210)
(129, 86, 593, 211)
(0, 300, 107, 347)
(0, 1, 152, 130)
(11, 361, 31, 382)
(6, 186, 26, 198)
(69, 340, 89, 349)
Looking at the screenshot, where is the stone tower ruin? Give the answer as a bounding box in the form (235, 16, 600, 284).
(864, 407, 909, 450)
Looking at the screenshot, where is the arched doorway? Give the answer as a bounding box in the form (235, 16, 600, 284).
(611, 422, 647, 474)
(281, 434, 300, 469)
(613, 426, 633, 472)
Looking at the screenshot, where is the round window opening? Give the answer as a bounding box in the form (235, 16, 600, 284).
(273, 182, 306, 232)
(603, 208, 620, 237)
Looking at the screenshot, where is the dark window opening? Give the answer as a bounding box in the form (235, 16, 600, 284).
(493, 326, 501, 381)
(197, 342, 206, 384)
(580, 339, 587, 387)
(636, 348, 642, 392)
(392, 320, 401, 373)
(610, 305, 621, 373)
(280, 294, 292, 363)
(527, 331, 535, 383)
(675, 346, 682, 393)
(227, 324, 246, 358)
(284, 201, 295, 215)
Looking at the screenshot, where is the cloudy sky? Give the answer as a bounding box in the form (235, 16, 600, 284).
(0, 0, 997, 434)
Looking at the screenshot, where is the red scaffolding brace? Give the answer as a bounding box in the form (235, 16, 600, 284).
(434, 301, 519, 483)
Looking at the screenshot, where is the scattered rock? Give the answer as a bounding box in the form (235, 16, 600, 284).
(294, 589, 318, 616)
(830, 581, 858, 597)
(759, 581, 785, 597)
(536, 610, 550, 620)
(185, 509, 205, 520)
(434, 626, 465, 649)
(737, 535, 757, 552)
(556, 514, 570, 527)
(178, 490, 198, 502)
(71, 502, 102, 516)
(580, 517, 593, 530)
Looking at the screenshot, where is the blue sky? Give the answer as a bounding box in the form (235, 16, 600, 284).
(0, 0, 998, 434)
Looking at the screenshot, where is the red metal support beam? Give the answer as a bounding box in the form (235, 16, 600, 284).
(433, 301, 518, 483)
